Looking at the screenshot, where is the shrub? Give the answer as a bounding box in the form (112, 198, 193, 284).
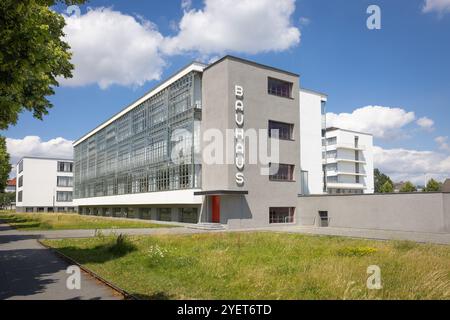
(107, 234, 136, 256)
(337, 246, 378, 257)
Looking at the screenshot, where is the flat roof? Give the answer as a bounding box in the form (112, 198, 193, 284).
(73, 55, 302, 147)
(194, 190, 249, 196)
(326, 127, 373, 136)
(299, 191, 448, 197)
(204, 55, 300, 77)
(73, 61, 207, 147)
(17, 156, 74, 165)
(300, 87, 328, 99)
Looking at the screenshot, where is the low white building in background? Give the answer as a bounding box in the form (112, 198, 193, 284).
(5, 178, 16, 193)
(16, 157, 76, 213)
(323, 127, 374, 194)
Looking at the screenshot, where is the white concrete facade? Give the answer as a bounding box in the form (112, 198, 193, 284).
(16, 157, 75, 212)
(299, 89, 327, 195)
(324, 128, 374, 194)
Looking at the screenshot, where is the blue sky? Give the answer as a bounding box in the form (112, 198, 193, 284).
(3, 0, 450, 183)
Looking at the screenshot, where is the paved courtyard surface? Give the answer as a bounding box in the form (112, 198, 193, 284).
(0, 222, 121, 300)
(13, 225, 209, 240)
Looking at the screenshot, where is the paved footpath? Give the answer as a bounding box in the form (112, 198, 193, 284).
(0, 222, 124, 300)
(0, 221, 210, 300)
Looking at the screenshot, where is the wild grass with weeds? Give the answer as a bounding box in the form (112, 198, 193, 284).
(43, 232, 450, 300)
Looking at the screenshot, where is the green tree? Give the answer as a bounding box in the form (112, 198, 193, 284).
(399, 181, 417, 193)
(380, 180, 394, 193)
(0, 192, 15, 209)
(424, 179, 441, 192)
(0, 137, 11, 192)
(374, 168, 393, 193)
(0, 0, 87, 130)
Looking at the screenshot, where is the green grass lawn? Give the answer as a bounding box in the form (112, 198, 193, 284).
(43, 232, 450, 300)
(0, 211, 176, 230)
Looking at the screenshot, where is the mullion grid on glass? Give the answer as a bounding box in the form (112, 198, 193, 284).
(74, 72, 200, 199)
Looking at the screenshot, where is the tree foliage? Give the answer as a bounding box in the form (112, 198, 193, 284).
(0, 192, 15, 209)
(0, 137, 11, 193)
(374, 168, 393, 193)
(0, 0, 87, 130)
(399, 181, 417, 193)
(379, 180, 394, 193)
(424, 179, 441, 192)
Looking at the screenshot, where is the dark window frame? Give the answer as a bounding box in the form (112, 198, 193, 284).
(57, 161, 73, 173)
(268, 120, 295, 141)
(56, 191, 73, 202)
(269, 163, 295, 182)
(269, 207, 295, 224)
(268, 77, 293, 99)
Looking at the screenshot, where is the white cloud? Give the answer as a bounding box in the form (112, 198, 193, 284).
(6, 136, 74, 169)
(60, 7, 165, 89)
(163, 0, 300, 56)
(422, 0, 450, 15)
(181, 0, 193, 11)
(435, 136, 450, 151)
(416, 116, 435, 131)
(374, 145, 450, 184)
(59, 2, 301, 89)
(326, 106, 416, 139)
(299, 17, 311, 27)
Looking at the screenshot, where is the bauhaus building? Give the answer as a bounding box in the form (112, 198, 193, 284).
(73, 56, 375, 228)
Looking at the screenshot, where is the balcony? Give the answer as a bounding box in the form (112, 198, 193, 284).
(325, 143, 365, 151)
(326, 170, 367, 177)
(325, 158, 366, 165)
(326, 182, 365, 190)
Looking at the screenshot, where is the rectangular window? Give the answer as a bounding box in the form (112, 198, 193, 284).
(57, 161, 73, 172)
(268, 77, 292, 98)
(321, 101, 326, 115)
(327, 176, 338, 183)
(18, 191, 23, 202)
(180, 208, 198, 223)
(269, 164, 295, 181)
(326, 163, 338, 171)
(319, 211, 329, 227)
(158, 208, 171, 221)
(326, 137, 337, 145)
(269, 207, 295, 224)
(268, 120, 294, 140)
(300, 170, 309, 195)
(18, 160, 23, 173)
(56, 191, 73, 202)
(18, 175, 23, 188)
(57, 176, 73, 187)
(326, 150, 337, 159)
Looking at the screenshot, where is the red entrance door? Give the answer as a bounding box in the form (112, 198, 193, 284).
(211, 195, 221, 223)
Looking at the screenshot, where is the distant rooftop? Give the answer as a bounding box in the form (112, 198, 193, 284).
(7, 178, 16, 187)
(17, 156, 74, 165)
(326, 127, 373, 136)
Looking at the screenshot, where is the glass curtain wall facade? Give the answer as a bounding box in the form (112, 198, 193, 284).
(74, 71, 202, 199)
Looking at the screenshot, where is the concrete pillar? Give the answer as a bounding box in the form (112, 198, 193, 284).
(151, 208, 158, 221)
(171, 207, 180, 222)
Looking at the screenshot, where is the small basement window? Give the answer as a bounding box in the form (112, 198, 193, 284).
(319, 211, 329, 227)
